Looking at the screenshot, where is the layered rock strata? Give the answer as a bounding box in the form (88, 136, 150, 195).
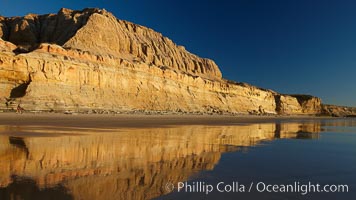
(321, 104, 356, 117)
(0, 8, 324, 115)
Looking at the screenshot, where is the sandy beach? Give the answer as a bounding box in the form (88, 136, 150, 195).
(0, 112, 334, 128)
(1, 113, 354, 200)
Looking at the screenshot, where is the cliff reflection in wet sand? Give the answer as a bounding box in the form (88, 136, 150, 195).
(0, 122, 321, 200)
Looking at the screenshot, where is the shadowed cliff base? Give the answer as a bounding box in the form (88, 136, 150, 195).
(0, 176, 73, 200)
(0, 8, 355, 116)
(9, 76, 32, 99)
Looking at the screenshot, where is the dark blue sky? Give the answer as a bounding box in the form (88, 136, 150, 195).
(1, 0, 355, 106)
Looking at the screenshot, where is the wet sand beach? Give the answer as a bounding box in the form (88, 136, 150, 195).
(0, 113, 355, 200)
(0, 113, 333, 128)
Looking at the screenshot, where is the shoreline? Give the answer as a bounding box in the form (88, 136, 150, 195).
(0, 112, 341, 128)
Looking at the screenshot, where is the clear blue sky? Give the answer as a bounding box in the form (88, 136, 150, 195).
(1, 0, 355, 106)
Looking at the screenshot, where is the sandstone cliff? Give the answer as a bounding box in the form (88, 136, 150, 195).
(0, 8, 325, 115)
(321, 104, 356, 117)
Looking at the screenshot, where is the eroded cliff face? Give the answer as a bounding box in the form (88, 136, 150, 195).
(275, 94, 322, 115)
(0, 8, 221, 80)
(0, 8, 322, 115)
(321, 104, 356, 117)
(0, 123, 320, 200)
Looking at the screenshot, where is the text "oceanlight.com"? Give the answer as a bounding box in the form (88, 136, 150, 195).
(172, 181, 349, 195)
